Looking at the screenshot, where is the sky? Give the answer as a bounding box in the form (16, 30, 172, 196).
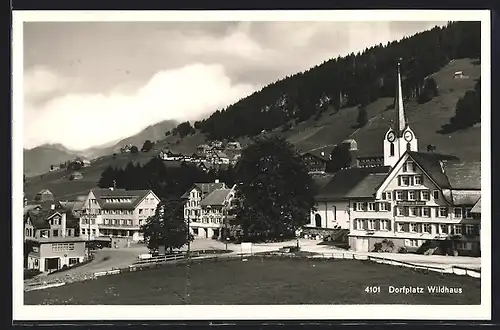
(23, 20, 446, 151)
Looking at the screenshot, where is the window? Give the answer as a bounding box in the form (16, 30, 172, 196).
(465, 208, 473, 219)
(410, 223, 418, 232)
(25, 228, 29, 237)
(379, 203, 389, 211)
(422, 207, 431, 217)
(400, 176, 410, 186)
(139, 209, 143, 214)
(52, 229, 59, 237)
(353, 202, 364, 211)
(402, 162, 407, 172)
(438, 207, 448, 217)
(433, 190, 440, 200)
(406, 143, 411, 151)
(380, 220, 389, 231)
(409, 207, 417, 217)
(421, 190, 430, 201)
(414, 175, 422, 185)
(405, 239, 419, 247)
(127, 220, 132, 226)
(440, 224, 449, 234)
(81, 228, 86, 235)
(453, 225, 462, 235)
(386, 191, 392, 200)
(453, 208, 463, 218)
(396, 207, 405, 216)
(396, 191, 404, 200)
(381, 192, 386, 200)
(51, 243, 75, 252)
(397, 223, 405, 232)
(465, 225, 474, 235)
(423, 223, 432, 233)
(356, 219, 364, 230)
(408, 191, 416, 200)
(367, 203, 376, 211)
(367, 219, 375, 230)
(92, 229, 96, 235)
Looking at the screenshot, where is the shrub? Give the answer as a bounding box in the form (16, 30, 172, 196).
(373, 242, 383, 252)
(398, 246, 408, 254)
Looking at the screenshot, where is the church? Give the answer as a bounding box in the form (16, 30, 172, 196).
(308, 62, 481, 256)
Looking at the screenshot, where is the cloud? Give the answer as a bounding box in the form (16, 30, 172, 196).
(23, 66, 69, 103)
(23, 64, 256, 150)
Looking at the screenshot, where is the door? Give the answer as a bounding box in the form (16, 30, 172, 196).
(45, 257, 60, 272)
(315, 214, 322, 227)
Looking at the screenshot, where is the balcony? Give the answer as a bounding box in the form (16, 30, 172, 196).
(98, 223, 139, 230)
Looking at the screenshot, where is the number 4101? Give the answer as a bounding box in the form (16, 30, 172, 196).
(365, 286, 381, 294)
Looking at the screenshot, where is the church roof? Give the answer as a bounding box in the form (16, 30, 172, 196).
(315, 166, 391, 201)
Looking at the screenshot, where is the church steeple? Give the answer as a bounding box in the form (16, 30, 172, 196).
(395, 60, 406, 136)
(383, 60, 418, 168)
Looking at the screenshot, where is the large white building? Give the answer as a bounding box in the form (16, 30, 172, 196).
(80, 188, 160, 243)
(309, 62, 481, 256)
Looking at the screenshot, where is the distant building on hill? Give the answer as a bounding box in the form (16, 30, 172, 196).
(34, 189, 55, 202)
(69, 171, 83, 181)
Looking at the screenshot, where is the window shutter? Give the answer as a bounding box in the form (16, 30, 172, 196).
(393, 191, 397, 200)
(404, 207, 410, 217)
(353, 220, 357, 230)
(409, 176, 414, 186)
(405, 223, 410, 232)
(386, 202, 391, 211)
(353, 203, 357, 211)
(398, 176, 401, 186)
(387, 220, 392, 231)
(393, 206, 397, 216)
(363, 202, 368, 211)
(375, 203, 379, 212)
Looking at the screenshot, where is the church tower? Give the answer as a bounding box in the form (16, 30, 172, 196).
(383, 61, 418, 167)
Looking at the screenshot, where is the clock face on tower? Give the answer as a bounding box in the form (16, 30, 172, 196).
(387, 131, 396, 142)
(404, 130, 413, 142)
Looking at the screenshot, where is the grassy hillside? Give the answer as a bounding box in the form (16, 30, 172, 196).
(23, 144, 82, 177)
(282, 58, 481, 160)
(24, 59, 480, 201)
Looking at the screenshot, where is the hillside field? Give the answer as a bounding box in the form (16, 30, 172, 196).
(24, 59, 481, 201)
(24, 258, 480, 305)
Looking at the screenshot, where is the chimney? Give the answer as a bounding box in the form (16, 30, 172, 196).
(61, 212, 67, 237)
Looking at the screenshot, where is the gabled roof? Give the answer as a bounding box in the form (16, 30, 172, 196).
(448, 190, 481, 206)
(471, 198, 481, 213)
(180, 182, 226, 199)
(200, 189, 232, 207)
(443, 161, 481, 189)
(406, 151, 459, 189)
(90, 188, 154, 210)
(345, 173, 388, 198)
(316, 166, 391, 201)
(25, 207, 79, 230)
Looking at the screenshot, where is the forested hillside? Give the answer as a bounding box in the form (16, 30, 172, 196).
(195, 21, 480, 140)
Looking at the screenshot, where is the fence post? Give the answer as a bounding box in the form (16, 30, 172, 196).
(342, 253, 344, 259)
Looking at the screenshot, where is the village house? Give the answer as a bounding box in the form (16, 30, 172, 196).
(226, 141, 242, 151)
(69, 171, 83, 181)
(24, 200, 84, 272)
(80, 188, 160, 245)
(181, 180, 234, 238)
(198, 186, 237, 239)
(159, 149, 183, 161)
(300, 149, 331, 174)
(309, 62, 481, 256)
(196, 144, 212, 155)
(33, 189, 55, 203)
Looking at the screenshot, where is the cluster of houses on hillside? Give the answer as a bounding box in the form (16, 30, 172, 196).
(23, 63, 482, 275)
(158, 140, 242, 171)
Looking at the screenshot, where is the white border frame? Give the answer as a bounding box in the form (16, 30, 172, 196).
(12, 10, 491, 321)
